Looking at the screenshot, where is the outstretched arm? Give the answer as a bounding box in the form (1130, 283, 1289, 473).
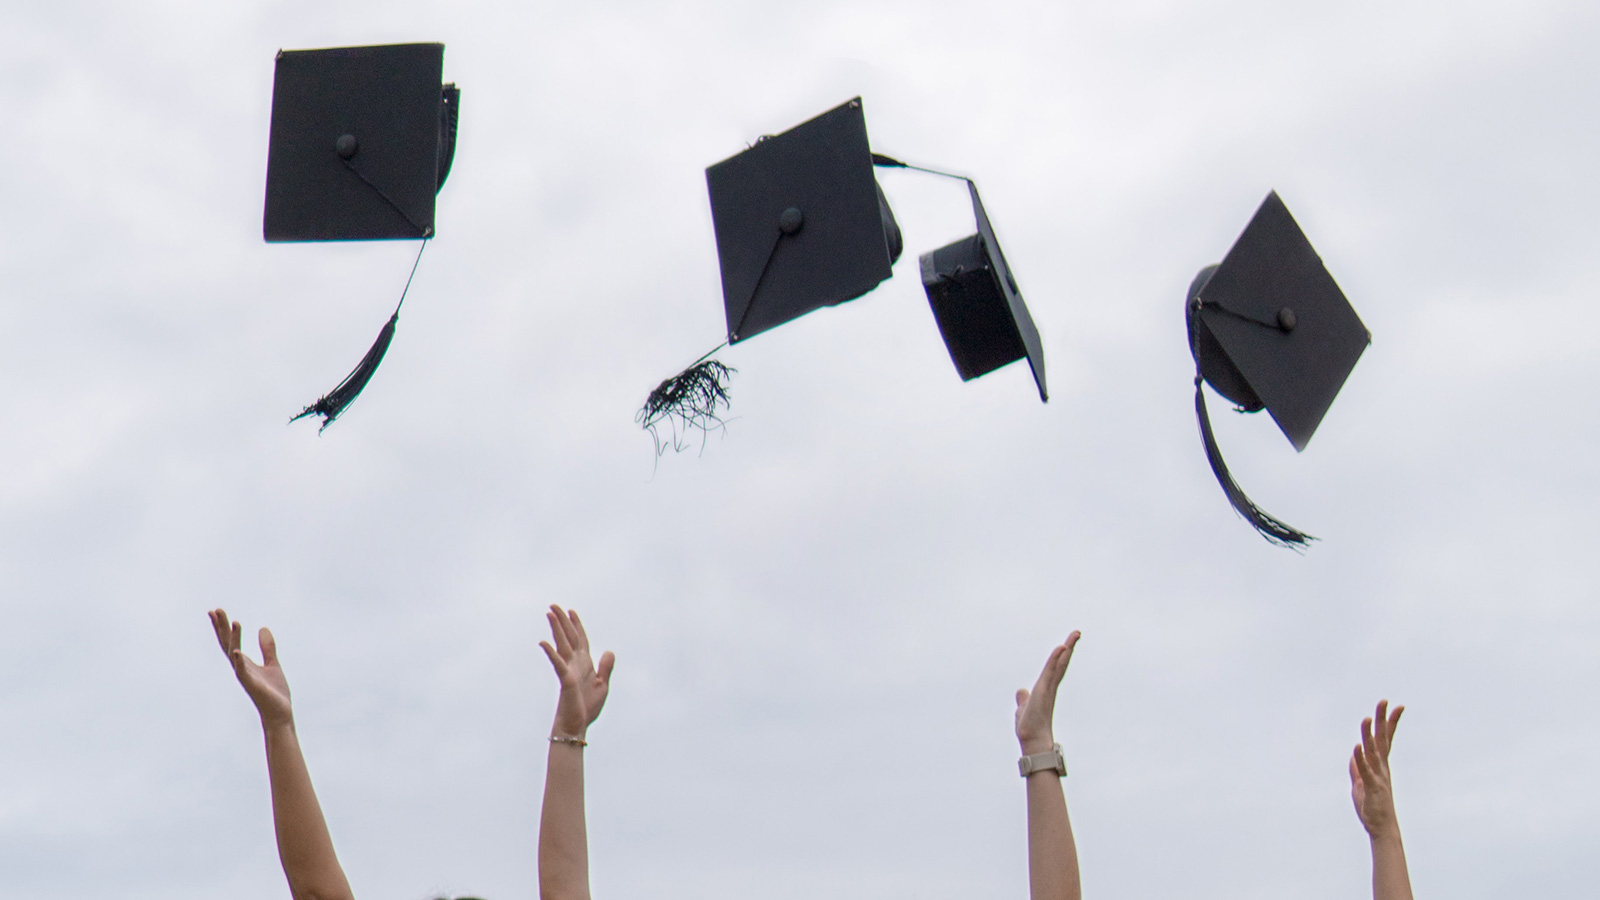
(537, 605, 615, 900)
(209, 609, 354, 900)
(1350, 700, 1413, 900)
(1014, 633, 1083, 900)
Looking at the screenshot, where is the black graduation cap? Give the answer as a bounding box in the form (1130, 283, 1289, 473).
(638, 98, 903, 454)
(1187, 191, 1369, 547)
(263, 42, 460, 430)
(918, 180, 1047, 402)
(707, 97, 903, 343)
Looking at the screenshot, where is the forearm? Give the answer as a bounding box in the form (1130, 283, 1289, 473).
(1370, 832, 1414, 900)
(262, 719, 354, 900)
(539, 742, 591, 900)
(1024, 772, 1081, 900)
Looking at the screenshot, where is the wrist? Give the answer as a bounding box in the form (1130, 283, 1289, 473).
(1019, 735, 1056, 755)
(550, 720, 587, 743)
(1367, 824, 1404, 847)
(259, 711, 295, 732)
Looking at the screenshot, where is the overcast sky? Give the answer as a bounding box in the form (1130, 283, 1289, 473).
(1, 1, 1598, 898)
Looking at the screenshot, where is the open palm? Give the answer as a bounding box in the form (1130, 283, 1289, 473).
(540, 605, 615, 740)
(209, 608, 294, 727)
(1015, 632, 1081, 754)
(1349, 699, 1404, 839)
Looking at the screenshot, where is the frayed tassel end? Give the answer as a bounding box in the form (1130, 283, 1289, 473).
(1195, 379, 1316, 549)
(637, 359, 736, 457)
(290, 313, 399, 434)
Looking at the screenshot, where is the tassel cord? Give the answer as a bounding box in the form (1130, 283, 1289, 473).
(393, 238, 429, 315)
(688, 340, 729, 369)
(729, 227, 785, 342)
(341, 158, 431, 237)
(1198, 299, 1287, 332)
(870, 154, 972, 183)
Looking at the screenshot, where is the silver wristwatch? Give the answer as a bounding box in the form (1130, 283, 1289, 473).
(1018, 743, 1067, 778)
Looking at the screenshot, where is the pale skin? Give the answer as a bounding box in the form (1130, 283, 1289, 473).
(537, 605, 615, 900)
(1014, 632, 1083, 900)
(209, 609, 354, 900)
(1349, 700, 1413, 900)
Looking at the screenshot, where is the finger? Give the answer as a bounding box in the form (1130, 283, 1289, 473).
(1360, 715, 1378, 763)
(570, 609, 591, 650)
(1353, 743, 1374, 785)
(1048, 641, 1071, 679)
(259, 628, 278, 668)
(1034, 643, 1071, 699)
(1059, 631, 1082, 668)
(1387, 705, 1405, 752)
(1035, 644, 1066, 687)
(597, 650, 615, 684)
(539, 641, 567, 677)
(1015, 688, 1029, 710)
(228, 643, 252, 681)
(547, 608, 574, 656)
(230, 621, 245, 661)
(557, 607, 582, 651)
(1375, 700, 1390, 752)
(1348, 754, 1360, 787)
(544, 609, 564, 654)
(1051, 636, 1079, 683)
(209, 609, 231, 654)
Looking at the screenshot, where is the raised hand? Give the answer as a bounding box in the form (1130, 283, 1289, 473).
(209, 609, 353, 900)
(1015, 632, 1081, 755)
(539, 605, 615, 741)
(209, 608, 293, 728)
(1349, 700, 1405, 840)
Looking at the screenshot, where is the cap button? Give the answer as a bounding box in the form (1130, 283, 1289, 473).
(778, 207, 804, 235)
(335, 134, 359, 159)
(1277, 307, 1297, 332)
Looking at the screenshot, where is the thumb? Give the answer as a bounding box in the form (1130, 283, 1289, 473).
(259, 628, 278, 667)
(1015, 688, 1029, 710)
(597, 650, 616, 683)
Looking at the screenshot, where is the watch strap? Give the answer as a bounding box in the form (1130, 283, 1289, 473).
(1018, 743, 1067, 778)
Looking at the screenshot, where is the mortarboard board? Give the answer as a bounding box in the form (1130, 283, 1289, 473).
(265, 42, 458, 241)
(918, 180, 1047, 402)
(264, 42, 460, 430)
(1187, 191, 1370, 547)
(639, 97, 904, 455)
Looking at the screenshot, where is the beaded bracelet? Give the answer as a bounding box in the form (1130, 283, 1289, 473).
(549, 734, 588, 747)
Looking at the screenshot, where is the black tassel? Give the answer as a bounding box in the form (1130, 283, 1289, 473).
(637, 358, 736, 457)
(1194, 376, 1315, 548)
(291, 312, 399, 433)
(291, 241, 428, 433)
